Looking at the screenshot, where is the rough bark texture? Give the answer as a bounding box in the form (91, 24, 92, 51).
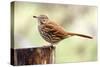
(11, 46, 56, 66)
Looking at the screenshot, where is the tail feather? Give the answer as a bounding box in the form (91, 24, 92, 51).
(68, 33, 93, 39)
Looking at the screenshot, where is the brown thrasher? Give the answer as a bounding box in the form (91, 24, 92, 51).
(33, 15, 93, 45)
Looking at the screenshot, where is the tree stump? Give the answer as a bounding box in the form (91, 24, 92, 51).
(11, 45, 56, 66)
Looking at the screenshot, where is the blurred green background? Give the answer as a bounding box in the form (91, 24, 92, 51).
(12, 1, 97, 63)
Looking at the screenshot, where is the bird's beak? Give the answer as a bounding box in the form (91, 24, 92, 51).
(33, 16, 38, 18)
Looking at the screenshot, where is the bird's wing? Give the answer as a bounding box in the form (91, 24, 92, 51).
(45, 21, 68, 36)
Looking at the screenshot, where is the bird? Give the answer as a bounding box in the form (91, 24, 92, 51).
(33, 15, 93, 45)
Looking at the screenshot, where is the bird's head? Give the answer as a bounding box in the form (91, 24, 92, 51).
(33, 15, 49, 24)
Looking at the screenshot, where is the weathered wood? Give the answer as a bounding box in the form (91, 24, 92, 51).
(11, 46, 56, 66)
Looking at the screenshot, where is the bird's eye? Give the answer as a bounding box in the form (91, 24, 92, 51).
(43, 19, 45, 22)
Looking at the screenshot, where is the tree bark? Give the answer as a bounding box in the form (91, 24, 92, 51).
(11, 45, 56, 66)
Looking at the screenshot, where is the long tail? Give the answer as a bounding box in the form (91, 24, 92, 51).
(68, 33, 93, 39)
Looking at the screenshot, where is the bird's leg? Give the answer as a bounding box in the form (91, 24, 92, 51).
(42, 43, 56, 51)
(50, 43, 56, 64)
(43, 43, 53, 48)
